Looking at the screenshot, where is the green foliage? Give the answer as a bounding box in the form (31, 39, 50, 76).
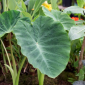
(0, 10, 20, 37)
(51, 0, 58, 9)
(42, 6, 75, 30)
(76, 69, 84, 80)
(77, 0, 85, 8)
(64, 6, 85, 15)
(0, 10, 27, 85)
(2, 0, 84, 85)
(28, 0, 36, 13)
(69, 25, 85, 40)
(13, 15, 70, 78)
(0, 8, 71, 79)
(32, 0, 46, 17)
(8, 0, 27, 11)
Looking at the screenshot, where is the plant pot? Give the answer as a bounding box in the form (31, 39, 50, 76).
(62, 0, 72, 7)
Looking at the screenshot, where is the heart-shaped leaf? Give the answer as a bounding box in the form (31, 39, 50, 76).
(42, 7, 75, 31)
(13, 16, 70, 78)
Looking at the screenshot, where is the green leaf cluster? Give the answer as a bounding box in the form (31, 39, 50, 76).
(0, 10, 71, 78)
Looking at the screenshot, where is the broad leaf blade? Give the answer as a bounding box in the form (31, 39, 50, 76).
(42, 7, 75, 30)
(0, 10, 20, 37)
(64, 6, 85, 15)
(69, 25, 85, 40)
(13, 16, 70, 78)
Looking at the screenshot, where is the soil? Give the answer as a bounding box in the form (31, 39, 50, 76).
(0, 68, 75, 85)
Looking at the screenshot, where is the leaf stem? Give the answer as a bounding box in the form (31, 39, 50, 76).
(78, 36, 85, 72)
(6, 0, 9, 11)
(2, 0, 6, 12)
(1, 42, 8, 72)
(37, 69, 44, 85)
(0, 38, 11, 68)
(15, 56, 26, 85)
(8, 33, 17, 76)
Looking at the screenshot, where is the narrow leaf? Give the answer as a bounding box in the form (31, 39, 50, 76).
(32, 0, 46, 17)
(28, 0, 36, 13)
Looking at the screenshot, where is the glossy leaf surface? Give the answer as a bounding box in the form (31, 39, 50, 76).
(42, 7, 75, 30)
(13, 16, 70, 78)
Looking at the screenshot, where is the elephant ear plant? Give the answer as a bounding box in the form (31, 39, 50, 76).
(0, 9, 75, 85)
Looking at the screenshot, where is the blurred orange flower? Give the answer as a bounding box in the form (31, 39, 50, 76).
(71, 17, 79, 21)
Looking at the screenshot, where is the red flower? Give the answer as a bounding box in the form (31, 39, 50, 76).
(71, 17, 79, 21)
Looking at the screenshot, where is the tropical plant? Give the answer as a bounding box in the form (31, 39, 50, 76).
(0, 0, 76, 85)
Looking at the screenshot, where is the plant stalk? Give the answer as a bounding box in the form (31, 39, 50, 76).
(37, 69, 44, 85)
(6, 0, 9, 11)
(15, 56, 26, 85)
(0, 38, 12, 68)
(8, 33, 17, 80)
(78, 36, 85, 72)
(2, 0, 6, 12)
(1, 42, 8, 72)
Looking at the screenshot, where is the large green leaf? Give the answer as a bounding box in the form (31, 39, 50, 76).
(42, 7, 75, 30)
(13, 16, 70, 78)
(69, 25, 85, 40)
(64, 6, 85, 15)
(0, 10, 20, 37)
(0, 10, 31, 37)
